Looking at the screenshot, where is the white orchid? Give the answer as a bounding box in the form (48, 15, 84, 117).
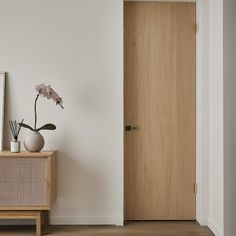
(19, 84, 64, 132)
(35, 83, 64, 108)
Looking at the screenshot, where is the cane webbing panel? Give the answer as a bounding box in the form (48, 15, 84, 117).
(0, 157, 48, 206)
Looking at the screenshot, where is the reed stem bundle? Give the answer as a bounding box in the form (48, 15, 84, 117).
(9, 119, 24, 141)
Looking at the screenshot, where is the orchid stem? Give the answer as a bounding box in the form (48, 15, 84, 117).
(34, 94, 39, 130)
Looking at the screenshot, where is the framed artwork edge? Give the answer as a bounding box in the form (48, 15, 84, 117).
(0, 72, 6, 151)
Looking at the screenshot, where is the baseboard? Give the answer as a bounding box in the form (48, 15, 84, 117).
(0, 215, 124, 226)
(196, 217, 208, 226)
(50, 215, 124, 226)
(208, 218, 223, 236)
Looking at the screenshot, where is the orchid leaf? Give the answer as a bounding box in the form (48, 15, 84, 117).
(36, 123, 56, 131)
(18, 123, 34, 131)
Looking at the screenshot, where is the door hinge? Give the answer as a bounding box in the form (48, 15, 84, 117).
(194, 23, 199, 34)
(194, 182, 198, 194)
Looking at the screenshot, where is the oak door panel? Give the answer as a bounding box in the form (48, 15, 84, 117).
(124, 2, 196, 220)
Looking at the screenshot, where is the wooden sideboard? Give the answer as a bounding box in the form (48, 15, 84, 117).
(0, 151, 57, 235)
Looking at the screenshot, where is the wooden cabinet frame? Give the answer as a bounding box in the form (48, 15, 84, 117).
(0, 151, 57, 235)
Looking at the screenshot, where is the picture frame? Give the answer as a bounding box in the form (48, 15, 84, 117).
(0, 72, 6, 151)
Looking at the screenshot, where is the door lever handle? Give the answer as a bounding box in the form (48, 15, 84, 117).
(125, 125, 138, 131)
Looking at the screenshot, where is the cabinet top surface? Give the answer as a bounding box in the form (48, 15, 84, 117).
(0, 151, 56, 157)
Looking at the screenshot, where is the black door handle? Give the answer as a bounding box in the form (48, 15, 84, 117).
(125, 125, 138, 131)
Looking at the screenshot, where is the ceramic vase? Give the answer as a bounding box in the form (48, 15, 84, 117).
(24, 131, 45, 152)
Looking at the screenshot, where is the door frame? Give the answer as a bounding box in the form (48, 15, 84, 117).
(123, 0, 208, 225)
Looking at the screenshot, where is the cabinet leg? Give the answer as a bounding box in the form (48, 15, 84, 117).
(42, 210, 49, 226)
(36, 212, 42, 236)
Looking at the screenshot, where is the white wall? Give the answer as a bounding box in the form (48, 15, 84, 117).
(0, 0, 227, 231)
(224, 1, 236, 236)
(196, 0, 210, 225)
(197, 2, 224, 234)
(208, 0, 224, 235)
(0, 0, 124, 225)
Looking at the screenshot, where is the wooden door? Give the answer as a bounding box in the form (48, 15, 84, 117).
(124, 2, 196, 220)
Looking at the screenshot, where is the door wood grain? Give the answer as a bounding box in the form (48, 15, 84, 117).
(124, 2, 196, 220)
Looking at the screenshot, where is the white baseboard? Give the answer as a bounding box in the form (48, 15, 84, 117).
(208, 218, 223, 236)
(50, 215, 123, 226)
(196, 217, 208, 226)
(0, 215, 124, 226)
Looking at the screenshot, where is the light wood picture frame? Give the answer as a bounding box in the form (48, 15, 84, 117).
(0, 72, 6, 151)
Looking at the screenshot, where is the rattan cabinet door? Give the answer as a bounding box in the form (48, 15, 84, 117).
(0, 157, 48, 207)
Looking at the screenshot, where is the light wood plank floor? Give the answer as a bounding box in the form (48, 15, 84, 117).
(0, 221, 214, 236)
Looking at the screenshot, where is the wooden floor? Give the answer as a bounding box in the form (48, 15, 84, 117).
(0, 221, 214, 236)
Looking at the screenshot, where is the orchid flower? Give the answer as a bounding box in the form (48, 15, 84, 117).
(35, 83, 64, 109)
(19, 84, 64, 132)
